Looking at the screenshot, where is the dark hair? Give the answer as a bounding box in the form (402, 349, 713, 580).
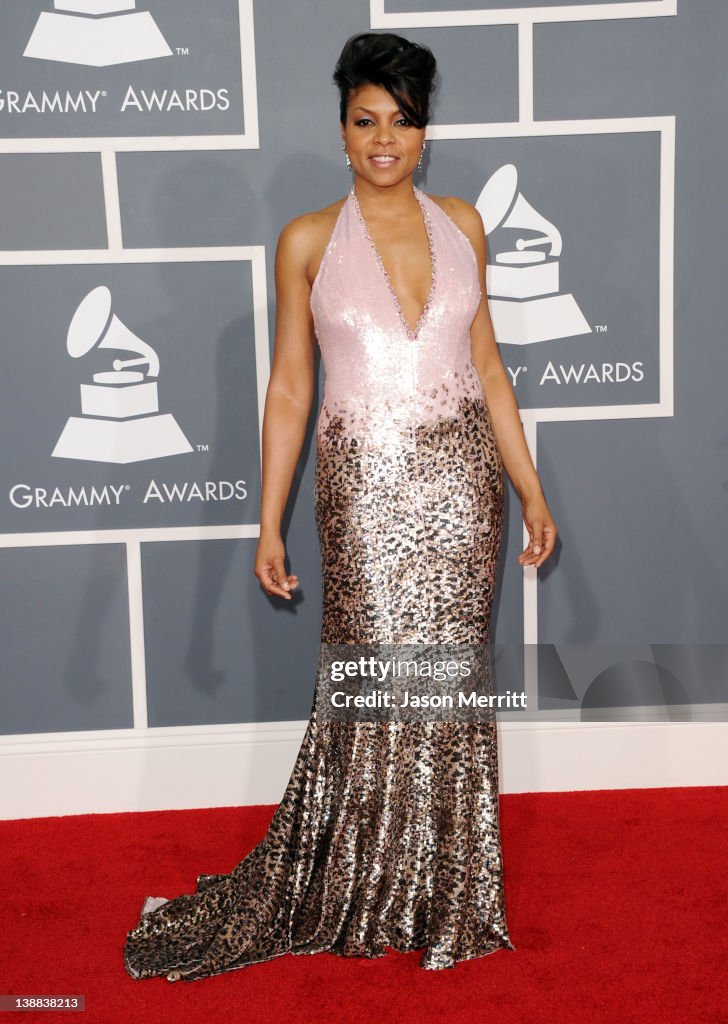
(333, 32, 437, 129)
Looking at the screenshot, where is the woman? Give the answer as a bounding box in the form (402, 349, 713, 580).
(124, 31, 557, 982)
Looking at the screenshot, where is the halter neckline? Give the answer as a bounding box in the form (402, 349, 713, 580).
(349, 186, 437, 342)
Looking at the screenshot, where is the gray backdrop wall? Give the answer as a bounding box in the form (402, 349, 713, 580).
(0, 1, 725, 806)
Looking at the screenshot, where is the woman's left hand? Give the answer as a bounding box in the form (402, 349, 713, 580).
(517, 492, 558, 568)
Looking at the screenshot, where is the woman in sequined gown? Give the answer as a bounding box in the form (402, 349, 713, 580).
(124, 32, 557, 982)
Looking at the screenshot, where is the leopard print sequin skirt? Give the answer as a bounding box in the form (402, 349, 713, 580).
(123, 392, 515, 981)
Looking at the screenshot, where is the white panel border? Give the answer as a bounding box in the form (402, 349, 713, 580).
(0, 0, 259, 153)
(371, 0, 676, 28)
(425, 115, 675, 424)
(0, 244, 271, 535)
(1, 719, 726, 819)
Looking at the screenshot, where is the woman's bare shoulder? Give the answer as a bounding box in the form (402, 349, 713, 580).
(424, 192, 485, 241)
(276, 197, 348, 285)
(278, 196, 348, 253)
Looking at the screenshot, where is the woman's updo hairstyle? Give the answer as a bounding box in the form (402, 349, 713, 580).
(333, 32, 437, 130)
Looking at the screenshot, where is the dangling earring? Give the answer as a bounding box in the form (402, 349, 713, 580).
(417, 141, 426, 173)
(341, 139, 352, 173)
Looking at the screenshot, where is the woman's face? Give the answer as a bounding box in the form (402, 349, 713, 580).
(341, 82, 425, 189)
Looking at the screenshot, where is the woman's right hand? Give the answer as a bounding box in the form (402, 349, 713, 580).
(254, 528, 299, 600)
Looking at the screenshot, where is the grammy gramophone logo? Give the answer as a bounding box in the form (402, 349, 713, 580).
(476, 163, 591, 346)
(52, 285, 194, 464)
(24, 0, 172, 68)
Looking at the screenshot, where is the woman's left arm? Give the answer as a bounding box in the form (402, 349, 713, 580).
(444, 195, 558, 569)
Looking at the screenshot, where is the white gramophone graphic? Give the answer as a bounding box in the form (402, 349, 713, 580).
(24, 0, 172, 68)
(476, 164, 591, 346)
(52, 285, 194, 464)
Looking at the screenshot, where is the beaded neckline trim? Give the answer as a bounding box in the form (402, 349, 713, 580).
(350, 186, 437, 342)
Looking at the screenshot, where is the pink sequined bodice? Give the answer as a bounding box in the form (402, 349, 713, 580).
(310, 186, 485, 446)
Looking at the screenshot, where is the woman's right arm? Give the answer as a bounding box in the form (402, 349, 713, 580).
(254, 217, 317, 600)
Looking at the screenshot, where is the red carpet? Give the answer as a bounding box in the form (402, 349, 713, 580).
(1, 786, 726, 1024)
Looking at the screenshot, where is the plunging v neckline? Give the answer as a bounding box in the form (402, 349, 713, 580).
(350, 186, 437, 342)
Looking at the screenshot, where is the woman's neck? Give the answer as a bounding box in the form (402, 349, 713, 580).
(353, 176, 419, 217)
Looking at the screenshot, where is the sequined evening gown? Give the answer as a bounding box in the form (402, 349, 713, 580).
(123, 186, 515, 982)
